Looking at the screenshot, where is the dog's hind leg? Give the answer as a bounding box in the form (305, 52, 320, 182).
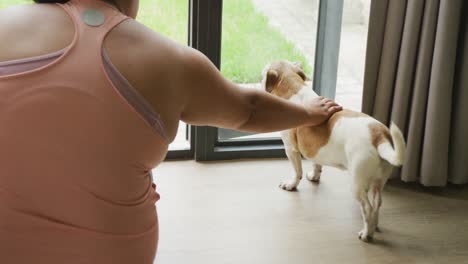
(279, 147, 303, 191)
(350, 158, 376, 242)
(370, 166, 392, 233)
(370, 185, 382, 233)
(355, 186, 374, 242)
(306, 164, 322, 182)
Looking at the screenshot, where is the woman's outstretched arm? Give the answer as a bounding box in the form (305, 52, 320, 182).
(175, 47, 342, 133)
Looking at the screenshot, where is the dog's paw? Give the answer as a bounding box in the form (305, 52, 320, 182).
(306, 171, 320, 182)
(358, 229, 373, 242)
(279, 180, 299, 191)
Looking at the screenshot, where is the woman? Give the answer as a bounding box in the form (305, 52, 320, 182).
(0, 0, 342, 263)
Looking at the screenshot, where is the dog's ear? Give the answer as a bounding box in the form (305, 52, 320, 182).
(296, 68, 308, 81)
(265, 69, 279, 93)
(294, 64, 309, 81)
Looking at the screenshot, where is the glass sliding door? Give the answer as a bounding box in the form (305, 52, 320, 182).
(334, 0, 370, 111)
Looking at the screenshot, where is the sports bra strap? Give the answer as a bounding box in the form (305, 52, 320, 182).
(57, 0, 129, 52)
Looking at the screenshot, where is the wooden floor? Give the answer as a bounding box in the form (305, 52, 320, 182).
(153, 159, 468, 264)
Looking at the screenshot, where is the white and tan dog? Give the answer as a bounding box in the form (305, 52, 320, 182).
(261, 61, 406, 242)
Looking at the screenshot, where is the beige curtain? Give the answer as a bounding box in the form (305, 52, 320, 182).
(362, 0, 468, 186)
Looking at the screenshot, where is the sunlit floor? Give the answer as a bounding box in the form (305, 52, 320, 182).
(153, 159, 468, 264)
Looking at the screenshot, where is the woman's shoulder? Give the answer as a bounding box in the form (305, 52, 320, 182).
(105, 17, 193, 90)
(0, 3, 74, 61)
(110, 18, 186, 58)
(0, 2, 63, 18)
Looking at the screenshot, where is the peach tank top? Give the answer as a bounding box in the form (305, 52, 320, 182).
(0, 0, 168, 263)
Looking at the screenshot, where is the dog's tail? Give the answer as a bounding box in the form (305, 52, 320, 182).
(377, 122, 406, 167)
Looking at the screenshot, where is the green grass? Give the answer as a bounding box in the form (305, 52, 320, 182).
(137, 0, 189, 45)
(1, 0, 310, 83)
(0, 0, 29, 8)
(221, 0, 310, 83)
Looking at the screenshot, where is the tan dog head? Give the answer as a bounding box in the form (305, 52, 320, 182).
(261, 61, 309, 99)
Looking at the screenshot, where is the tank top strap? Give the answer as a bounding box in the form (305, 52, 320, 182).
(57, 0, 130, 54)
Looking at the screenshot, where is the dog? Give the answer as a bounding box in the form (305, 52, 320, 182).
(261, 61, 406, 242)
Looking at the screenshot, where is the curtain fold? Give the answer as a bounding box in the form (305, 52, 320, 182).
(362, 0, 468, 186)
(449, 3, 468, 184)
(401, 0, 439, 183)
(372, 0, 406, 124)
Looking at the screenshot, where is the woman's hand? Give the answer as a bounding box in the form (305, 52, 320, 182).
(303, 96, 343, 126)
